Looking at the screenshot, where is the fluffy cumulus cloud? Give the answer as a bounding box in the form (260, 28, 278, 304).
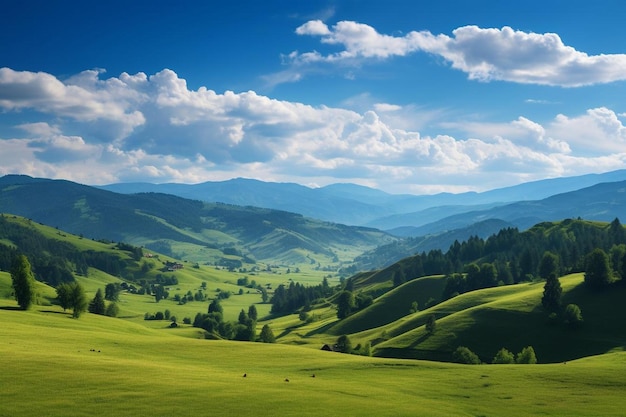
(0, 67, 625, 193)
(290, 21, 626, 86)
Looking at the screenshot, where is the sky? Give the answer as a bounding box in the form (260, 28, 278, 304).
(1, 0, 625, 194)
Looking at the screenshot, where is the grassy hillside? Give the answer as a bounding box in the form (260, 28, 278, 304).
(0, 177, 394, 267)
(1, 302, 626, 417)
(328, 275, 446, 336)
(372, 274, 626, 363)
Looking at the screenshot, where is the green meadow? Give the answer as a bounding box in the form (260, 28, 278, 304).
(2, 303, 626, 417)
(2, 215, 626, 415)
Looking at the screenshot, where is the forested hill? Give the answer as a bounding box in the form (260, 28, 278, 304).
(350, 218, 626, 293)
(0, 176, 394, 264)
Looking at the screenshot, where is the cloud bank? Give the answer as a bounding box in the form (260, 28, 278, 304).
(290, 21, 626, 87)
(0, 67, 625, 193)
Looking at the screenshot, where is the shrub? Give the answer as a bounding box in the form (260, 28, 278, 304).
(453, 346, 481, 364)
(564, 304, 583, 328)
(492, 348, 515, 364)
(516, 346, 537, 364)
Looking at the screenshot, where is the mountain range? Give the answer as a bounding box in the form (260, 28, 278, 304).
(2, 171, 626, 270)
(99, 169, 626, 229)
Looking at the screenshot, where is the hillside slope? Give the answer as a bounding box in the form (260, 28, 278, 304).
(0, 176, 394, 264)
(371, 274, 626, 363)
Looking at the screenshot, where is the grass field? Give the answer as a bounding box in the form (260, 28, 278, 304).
(1, 303, 626, 417)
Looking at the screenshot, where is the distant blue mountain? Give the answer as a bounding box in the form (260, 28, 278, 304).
(99, 170, 626, 228)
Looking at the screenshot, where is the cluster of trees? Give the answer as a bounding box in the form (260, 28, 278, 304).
(7, 251, 119, 319)
(439, 221, 626, 301)
(453, 346, 537, 364)
(270, 277, 334, 314)
(387, 219, 626, 294)
(335, 289, 373, 319)
(0, 215, 150, 285)
(87, 288, 119, 317)
(192, 300, 274, 343)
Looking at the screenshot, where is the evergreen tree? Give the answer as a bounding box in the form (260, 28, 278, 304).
(538, 252, 559, 280)
(238, 309, 247, 325)
(259, 324, 276, 343)
(584, 248, 613, 289)
(89, 288, 106, 315)
(541, 273, 562, 312)
(248, 304, 258, 321)
(10, 254, 37, 310)
(105, 302, 119, 317)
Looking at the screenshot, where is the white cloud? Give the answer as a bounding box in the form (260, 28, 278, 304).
(374, 103, 402, 112)
(0, 67, 625, 193)
(289, 21, 626, 87)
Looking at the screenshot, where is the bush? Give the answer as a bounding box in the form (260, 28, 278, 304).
(564, 304, 583, 328)
(492, 348, 515, 364)
(516, 346, 537, 364)
(452, 346, 481, 364)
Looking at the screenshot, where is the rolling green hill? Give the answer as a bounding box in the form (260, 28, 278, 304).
(0, 176, 394, 267)
(371, 274, 626, 363)
(1, 299, 626, 417)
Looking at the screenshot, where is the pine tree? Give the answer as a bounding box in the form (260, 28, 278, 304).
(259, 324, 276, 343)
(541, 273, 562, 312)
(248, 305, 258, 321)
(10, 254, 36, 310)
(89, 288, 106, 315)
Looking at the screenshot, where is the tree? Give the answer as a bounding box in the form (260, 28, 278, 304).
(452, 346, 481, 364)
(208, 299, 223, 314)
(516, 346, 537, 364)
(492, 348, 515, 364)
(539, 252, 559, 280)
(541, 273, 562, 312)
(584, 248, 613, 289)
(56, 281, 86, 317)
(10, 254, 36, 310)
(563, 304, 583, 328)
(105, 302, 119, 317)
(238, 309, 247, 325)
(154, 285, 168, 303)
(56, 282, 73, 312)
(248, 305, 258, 321)
(89, 288, 106, 315)
(104, 283, 121, 301)
(336, 290, 355, 319)
(425, 314, 436, 335)
(335, 334, 352, 353)
(259, 324, 276, 343)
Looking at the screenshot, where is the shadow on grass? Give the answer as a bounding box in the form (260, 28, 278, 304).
(0, 306, 24, 311)
(40, 309, 71, 315)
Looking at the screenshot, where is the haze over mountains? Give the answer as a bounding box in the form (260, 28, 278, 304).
(2, 170, 626, 270)
(100, 169, 626, 231)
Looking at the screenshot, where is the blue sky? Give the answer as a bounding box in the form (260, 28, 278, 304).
(1, 0, 625, 194)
